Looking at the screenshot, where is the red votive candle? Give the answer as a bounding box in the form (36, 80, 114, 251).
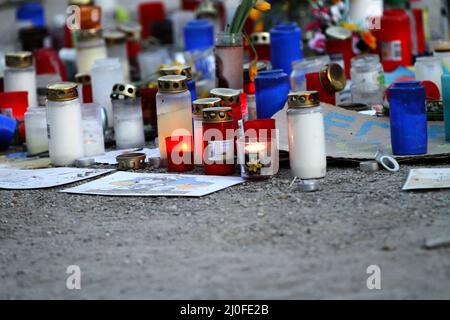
(244, 119, 276, 141)
(306, 72, 336, 105)
(165, 136, 195, 172)
(0, 91, 29, 141)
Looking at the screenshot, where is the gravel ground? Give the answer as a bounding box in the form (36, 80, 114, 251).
(1, 160, 450, 300)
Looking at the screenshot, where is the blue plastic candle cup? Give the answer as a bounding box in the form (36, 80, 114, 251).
(441, 73, 450, 141)
(184, 19, 214, 52)
(255, 69, 290, 119)
(0, 114, 17, 151)
(270, 23, 303, 76)
(388, 81, 428, 155)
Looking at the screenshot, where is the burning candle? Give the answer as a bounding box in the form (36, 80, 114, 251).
(165, 135, 195, 172)
(237, 138, 279, 180)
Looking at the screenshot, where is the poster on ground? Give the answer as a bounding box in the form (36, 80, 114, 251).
(61, 172, 245, 197)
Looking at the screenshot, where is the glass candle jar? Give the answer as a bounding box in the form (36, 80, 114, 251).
(82, 103, 105, 157)
(414, 57, 443, 94)
(442, 73, 450, 141)
(104, 31, 130, 83)
(237, 137, 279, 180)
(160, 65, 197, 102)
(287, 91, 327, 180)
(75, 29, 107, 74)
(165, 135, 195, 172)
(215, 32, 243, 90)
(193, 97, 221, 166)
(202, 107, 235, 175)
(75, 73, 93, 104)
(111, 83, 145, 150)
(388, 81, 427, 155)
(46, 82, 84, 166)
(351, 83, 384, 111)
(4, 52, 38, 107)
(270, 23, 303, 76)
(291, 56, 330, 92)
(156, 75, 193, 160)
(350, 54, 385, 89)
(91, 58, 125, 128)
(24, 106, 48, 156)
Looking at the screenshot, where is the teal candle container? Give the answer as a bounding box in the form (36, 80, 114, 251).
(442, 73, 450, 141)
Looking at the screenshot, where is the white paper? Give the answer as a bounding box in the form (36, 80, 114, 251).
(94, 148, 160, 165)
(0, 168, 114, 190)
(403, 168, 450, 191)
(61, 172, 245, 197)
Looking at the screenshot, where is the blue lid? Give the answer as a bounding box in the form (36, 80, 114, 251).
(16, 3, 45, 27)
(255, 69, 288, 79)
(184, 19, 214, 51)
(0, 115, 17, 150)
(271, 22, 300, 34)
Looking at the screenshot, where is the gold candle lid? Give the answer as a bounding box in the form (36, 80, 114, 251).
(77, 28, 103, 42)
(203, 107, 233, 124)
(319, 63, 347, 93)
(210, 88, 241, 104)
(5, 52, 33, 68)
(250, 32, 270, 45)
(193, 98, 221, 115)
(68, 0, 94, 5)
(110, 83, 139, 100)
(288, 91, 320, 108)
(196, 0, 218, 18)
(159, 65, 193, 80)
(117, 22, 142, 40)
(104, 30, 126, 46)
(157, 75, 188, 94)
(75, 73, 91, 86)
(47, 82, 79, 102)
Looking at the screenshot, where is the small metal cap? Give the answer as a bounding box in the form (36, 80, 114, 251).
(159, 65, 193, 80)
(202, 107, 233, 124)
(157, 75, 188, 94)
(288, 91, 320, 108)
(360, 161, 380, 172)
(210, 88, 241, 104)
(47, 82, 79, 102)
(110, 83, 139, 100)
(196, 0, 218, 18)
(5, 52, 33, 68)
(75, 73, 91, 86)
(325, 26, 352, 40)
(77, 28, 103, 42)
(250, 32, 270, 45)
(103, 30, 126, 46)
(296, 180, 321, 192)
(319, 63, 347, 93)
(116, 153, 147, 171)
(193, 98, 221, 115)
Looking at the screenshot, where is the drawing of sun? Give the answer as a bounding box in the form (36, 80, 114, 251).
(175, 183, 210, 190)
(110, 181, 136, 187)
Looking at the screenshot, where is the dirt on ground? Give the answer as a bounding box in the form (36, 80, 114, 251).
(1, 161, 450, 299)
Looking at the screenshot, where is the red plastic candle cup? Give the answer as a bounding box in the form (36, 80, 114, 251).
(412, 8, 426, 56)
(140, 87, 158, 131)
(138, 2, 166, 39)
(34, 48, 68, 81)
(244, 119, 276, 141)
(306, 72, 336, 105)
(376, 9, 412, 72)
(325, 38, 353, 79)
(165, 136, 195, 172)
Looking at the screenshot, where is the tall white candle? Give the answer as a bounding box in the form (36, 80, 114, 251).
(415, 56, 443, 93)
(287, 91, 327, 180)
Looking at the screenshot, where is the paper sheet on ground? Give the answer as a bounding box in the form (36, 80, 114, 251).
(273, 104, 450, 160)
(403, 168, 450, 190)
(0, 168, 114, 190)
(0, 152, 51, 169)
(94, 148, 160, 165)
(61, 172, 244, 197)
